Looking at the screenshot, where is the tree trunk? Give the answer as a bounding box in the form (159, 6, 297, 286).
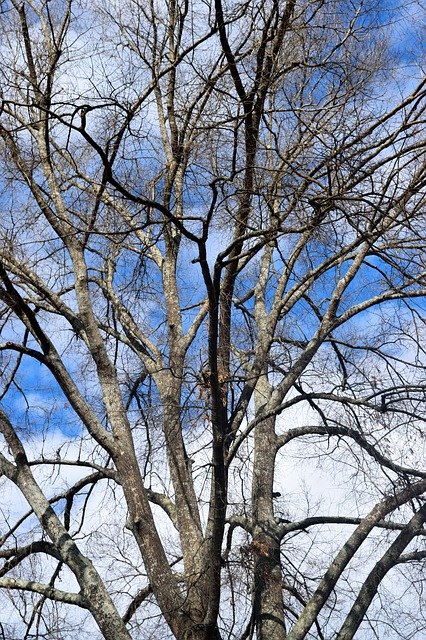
(252, 387, 286, 640)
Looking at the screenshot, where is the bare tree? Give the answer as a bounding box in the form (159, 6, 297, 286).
(0, 0, 425, 638)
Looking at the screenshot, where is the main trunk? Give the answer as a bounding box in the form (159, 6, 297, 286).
(252, 406, 286, 640)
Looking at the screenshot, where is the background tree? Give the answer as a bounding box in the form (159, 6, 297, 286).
(0, 0, 425, 638)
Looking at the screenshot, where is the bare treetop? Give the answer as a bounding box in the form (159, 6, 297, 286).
(0, 1, 425, 638)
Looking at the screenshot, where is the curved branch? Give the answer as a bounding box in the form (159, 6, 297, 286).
(145, 489, 178, 529)
(277, 424, 425, 479)
(0, 540, 61, 578)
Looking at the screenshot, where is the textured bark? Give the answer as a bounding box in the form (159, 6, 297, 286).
(252, 382, 286, 640)
(336, 503, 426, 640)
(286, 480, 426, 640)
(0, 411, 132, 640)
(0, 2, 425, 639)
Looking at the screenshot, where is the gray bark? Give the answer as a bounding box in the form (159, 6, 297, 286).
(336, 503, 426, 640)
(0, 410, 132, 640)
(252, 380, 286, 640)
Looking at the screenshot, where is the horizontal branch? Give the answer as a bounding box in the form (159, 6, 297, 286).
(397, 549, 426, 564)
(278, 516, 426, 539)
(0, 577, 87, 607)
